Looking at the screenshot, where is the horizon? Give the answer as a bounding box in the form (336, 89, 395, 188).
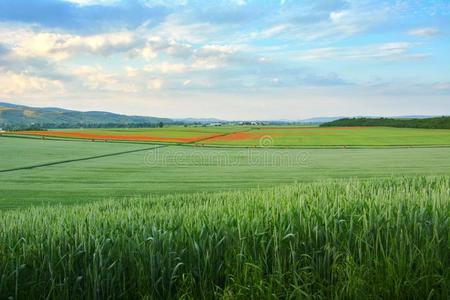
(0, 0, 449, 119)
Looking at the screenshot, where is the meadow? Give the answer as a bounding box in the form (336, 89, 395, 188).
(0, 177, 449, 299)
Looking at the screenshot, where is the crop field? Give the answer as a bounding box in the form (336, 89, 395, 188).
(7, 126, 248, 143)
(1, 129, 450, 299)
(203, 126, 450, 146)
(2, 137, 450, 209)
(1, 177, 449, 299)
(7, 125, 450, 146)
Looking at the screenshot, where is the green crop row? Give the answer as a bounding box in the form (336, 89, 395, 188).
(1, 176, 449, 299)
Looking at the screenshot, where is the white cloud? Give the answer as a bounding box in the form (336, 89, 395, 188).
(250, 2, 392, 42)
(142, 0, 188, 8)
(144, 62, 189, 73)
(3, 30, 143, 61)
(0, 71, 64, 96)
(155, 14, 218, 43)
(408, 27, 439, 37)
(296, 42, 426, 61)
(125, 67, 139, 77)
(230, 0, 247, 6)
(329, 10, 350, 23)
(434, 83, 450, 90)
(258, 24, 288, 38)
(72, 66, 137, 92)
(62, 0, 119, 6)
(148, 78, 164, 90)
(141, 47, 158, 60)
(73, 66, 117, 89)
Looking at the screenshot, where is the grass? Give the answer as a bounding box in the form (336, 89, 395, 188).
(2, 137, 450, 209)
(0, 176, 449, 299)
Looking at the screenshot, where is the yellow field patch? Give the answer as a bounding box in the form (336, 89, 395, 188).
(23, 110, 35, 117)
(0, 106, 14, 111)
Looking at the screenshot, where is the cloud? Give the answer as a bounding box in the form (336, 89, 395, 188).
(0, 71, 64, 97)
(247, 0, 397, 42)
(63, 0, 119, 6)
(408, 27, 439, 37)
(73, 66, 117, 89)
(192, 2, 266, 25)
(71, 65, 138, 92)
(2, 30, 145, 61)
(0, 26, 184, 64)
(144, 62, 189, 73)
(142, 0, 188, 8)
(153, 14, 218, 43)
(148, 78, 164, 90)
(434, 83, 450, 90)
(296, 42, 428, 61)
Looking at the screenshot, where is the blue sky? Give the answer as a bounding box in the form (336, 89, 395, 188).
(0, 0, 449, 119)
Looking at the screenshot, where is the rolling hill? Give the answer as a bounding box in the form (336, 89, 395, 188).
(0, 102, 172, 128)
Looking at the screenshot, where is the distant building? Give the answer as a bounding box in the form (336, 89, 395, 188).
(239, 121, 263, 126)
(208, 122, 223, 126)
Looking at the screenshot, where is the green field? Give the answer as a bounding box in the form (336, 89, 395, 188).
(58, 126, 244, 138)
(1, 137, 450, 209)
(202, 126, 450, 146)
(1, 177, 449, 299)
(1, 129, 450, 299)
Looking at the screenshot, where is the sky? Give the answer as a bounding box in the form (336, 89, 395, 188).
(0, 0, 449, 120)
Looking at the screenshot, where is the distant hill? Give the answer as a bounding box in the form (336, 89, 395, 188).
(0, 102, 172, 129)
(172, 117, 225, 124)
(320, 117, 450, 129)
(298, 117, 344, 124)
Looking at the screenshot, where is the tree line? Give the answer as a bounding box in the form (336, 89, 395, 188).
(1, 122, 167, 131)
(320, 117, 450, 129)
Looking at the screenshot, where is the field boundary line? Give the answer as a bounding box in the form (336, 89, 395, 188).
(0, 145, 169, 173)
(189, 128, 256, 144)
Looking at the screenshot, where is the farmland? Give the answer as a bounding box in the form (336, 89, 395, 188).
(1, 127, 450, 299)
(6, 125, 450, 146)
(1, 136, 450, 209)
(1, 177, 449, 299)
(6, 126, 246, 143)
(203, 126, 450, 146)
